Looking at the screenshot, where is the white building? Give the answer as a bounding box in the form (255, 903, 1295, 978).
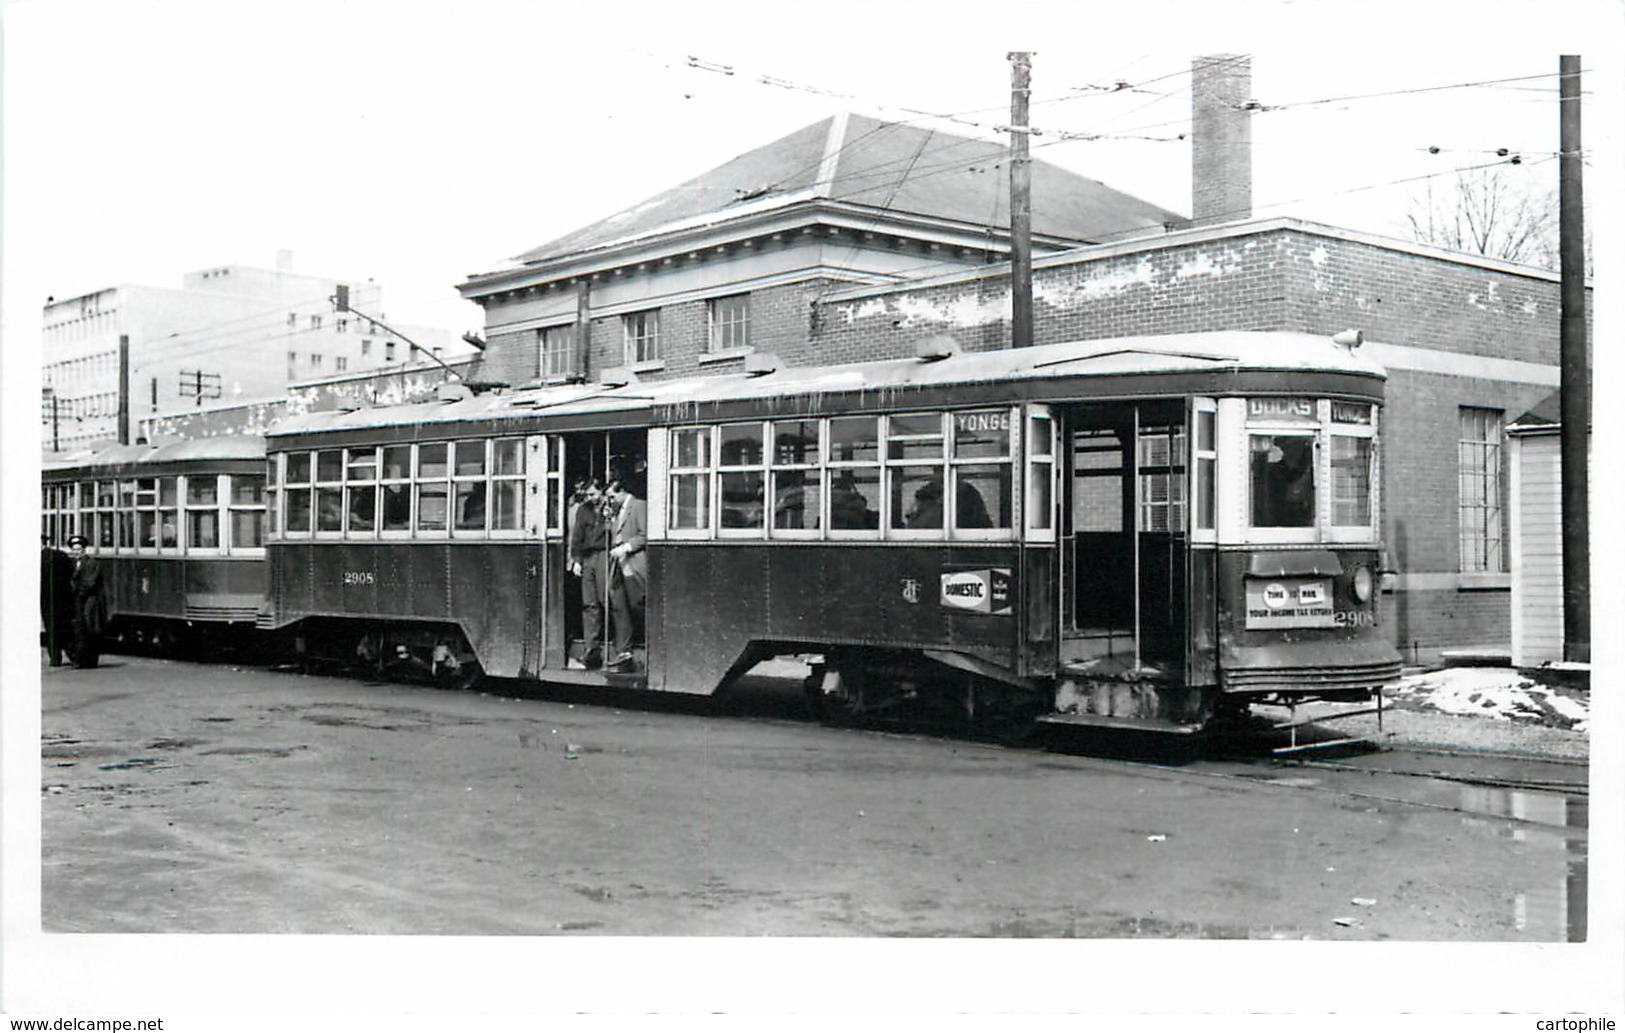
(41, 252, 456, 451)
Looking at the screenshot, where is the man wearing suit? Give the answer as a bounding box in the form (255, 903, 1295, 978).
(67, 534, 107, 669)
(605, 478, 647, 670)
(568, 478, 610, 668)
(40, 536, 76, 666)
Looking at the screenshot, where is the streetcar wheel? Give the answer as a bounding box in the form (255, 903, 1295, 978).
(810, 668, 865, 724)
(441, 657, 485, 692)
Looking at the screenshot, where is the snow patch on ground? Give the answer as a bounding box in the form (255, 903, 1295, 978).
(1391, 668, 1589, 733)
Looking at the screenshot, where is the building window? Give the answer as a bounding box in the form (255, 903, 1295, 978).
(1459, 406, 1504, 573)
(336, 356, 348, 372)
(707, 294, 750, 353)
(623, 310, 661, 364)
(287, 313, 298, 327)
(337, 318, 349, 333)
(310, 315, 323, 330)
(361, 339, 373, 358)
(310, 353, 323, 370)
(287, 350, 298, 377)
(1137, 423, 1186, 533)
(539, 325, 576, 379)
(384, 341, 396, 362)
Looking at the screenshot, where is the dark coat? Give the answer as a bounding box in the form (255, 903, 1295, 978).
(71, 554, 107, 636)
(41, 547, 75, 626)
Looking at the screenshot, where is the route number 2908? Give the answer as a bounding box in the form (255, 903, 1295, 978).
(1332, 609, 1375, 627)
(342, 571, 376, 586)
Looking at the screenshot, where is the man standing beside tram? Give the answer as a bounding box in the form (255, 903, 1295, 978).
(66, 534, 108, 669)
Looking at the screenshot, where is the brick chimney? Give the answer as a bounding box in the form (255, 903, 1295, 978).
(1191, 54, 1252, 226)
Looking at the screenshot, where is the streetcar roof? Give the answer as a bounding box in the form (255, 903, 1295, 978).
(43, 434, 266, 474)
(266, 330, 1386, 440)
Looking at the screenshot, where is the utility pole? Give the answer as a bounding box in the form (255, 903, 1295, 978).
(1008, 51, 1033, 348)
(117, 334, 130, 445)
(1558, 54, 1589, 663)
(178, 370, 222, 407)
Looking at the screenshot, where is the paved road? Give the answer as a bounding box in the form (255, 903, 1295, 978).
(39, 655, 1583, 940)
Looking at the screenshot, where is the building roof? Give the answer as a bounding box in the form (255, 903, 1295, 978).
(1511, 388, 1563, 428)
(507, 113, 1186, 268)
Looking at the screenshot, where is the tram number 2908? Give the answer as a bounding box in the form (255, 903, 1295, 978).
(342, 570, 376, 586)
(1332, 609, 1375, 628)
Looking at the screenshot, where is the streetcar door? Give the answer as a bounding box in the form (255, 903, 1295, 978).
(1058, 401, 1188, 677)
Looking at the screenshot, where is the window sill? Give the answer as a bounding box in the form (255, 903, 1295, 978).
(629, 359, 666, 374)
(1457, 572, 1511, 591)
(698, 348, 753, 366)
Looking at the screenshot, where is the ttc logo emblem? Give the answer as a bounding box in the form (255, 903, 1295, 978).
(900, 577, 921, 604)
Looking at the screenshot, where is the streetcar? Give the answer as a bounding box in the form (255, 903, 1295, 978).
(40, 435, 270, 655)
(252, 329, 1401, 732)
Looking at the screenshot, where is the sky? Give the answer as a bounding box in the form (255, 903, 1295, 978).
(3, 0, 1618, 343)
(3, 0, 1623, 1025)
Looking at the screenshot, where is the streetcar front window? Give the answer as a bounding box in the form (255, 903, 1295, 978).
(1331, 436, 1372, 526)
(1249, 434, 1315, 528)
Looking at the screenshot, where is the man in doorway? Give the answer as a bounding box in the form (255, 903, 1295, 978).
(568, 478, 610, 668)
(605, 477, 647, 671)
(66, 534, 107, 669)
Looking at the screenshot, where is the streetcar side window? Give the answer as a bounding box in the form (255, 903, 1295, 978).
(1193, 405, 1217, 535)
(136, 478, 158, 549)
(1026, 411, 1055, 536)
(186, 475, 220, 549)
(230, 475, 266, 550)
(118, 480, 136, 549)
(380, 445, 412, 532)
(266, 458, 279, 539)
(827, 416, 880, 534)
(285, 452, 313, 534)
(888, 413, 945, 533)
(668, 428, 711, 533)
(771, 420, 821, 533)
(96, 480, 115, 548)
(951, 409, 1012, 532)
(346, 447, 378, 534)
(415, 443, 450, 534)
(491, 438, 526, 533)
(717, 423, 766, 533)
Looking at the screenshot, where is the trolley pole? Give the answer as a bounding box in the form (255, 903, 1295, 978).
(1558, 54, 1589, 663)
(1008, 50, 1034, 348)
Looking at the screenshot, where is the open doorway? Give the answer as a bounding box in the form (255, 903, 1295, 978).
(1059, 401, 1187, 676)
(559, 428, 647, 669)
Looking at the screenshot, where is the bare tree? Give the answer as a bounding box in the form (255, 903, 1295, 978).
(1406, 166, 1560, 269)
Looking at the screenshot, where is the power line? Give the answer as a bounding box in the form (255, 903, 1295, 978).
(1243, 70, 1578, 113)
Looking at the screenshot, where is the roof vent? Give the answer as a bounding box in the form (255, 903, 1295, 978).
(437, 382, 472, 403)
(744, 352, 780, 376)
(600, 366, 639, 388)
(916, 335, 961, 362)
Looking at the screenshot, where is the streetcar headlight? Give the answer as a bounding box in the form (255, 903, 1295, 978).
(1351, 564, 1374, 603)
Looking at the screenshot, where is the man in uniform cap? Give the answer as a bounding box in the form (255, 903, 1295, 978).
(66, 534, 107, 669)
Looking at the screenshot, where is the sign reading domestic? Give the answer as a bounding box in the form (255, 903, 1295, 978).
(940, 567, 1013, 616)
